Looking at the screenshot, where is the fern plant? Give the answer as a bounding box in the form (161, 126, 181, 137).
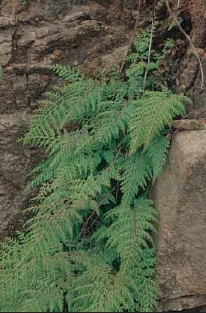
(0, 30, 190, 312)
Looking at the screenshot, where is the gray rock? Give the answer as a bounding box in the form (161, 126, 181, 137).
(36, 26, 51, 39)
(0, 0, 134, 241)
(152, 130, 206, 311)
(63, 11, 91, 23)
(0, 41, 12, 65)
(0, 1, 131, 112)
(18, 31, 36, 47)
(0, 113, 40, 239)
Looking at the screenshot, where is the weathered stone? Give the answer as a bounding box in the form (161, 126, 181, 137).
(63, 11, 91, 23)
(177, 50, 206, 111)
(158, 296, 206, 312)
(36, 26, 51, 39)
(174, 0, 206, 110)
(18, 31, 36, 47)
(0, 34, 12, 44)
(0, 0, 137, 240)
(0, 113, 40, 239)
(0, 41, 12, 65)
(84, 44, 129, 76)
(0, 1, 135, 111)
(152, 130, 206, 311)
(173, 119, 206, 130)
(0, 17, 16, 27)
(0, 68, 55, 113)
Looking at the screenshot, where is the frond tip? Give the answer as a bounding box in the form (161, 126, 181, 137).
(129, 91, 189, 155)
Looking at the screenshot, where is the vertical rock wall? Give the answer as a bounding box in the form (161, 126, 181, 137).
(153, 130, 206, 311)
(176, 0, 206, 110)
(0, 0, 137, 237)
(153, 1, 206, 310)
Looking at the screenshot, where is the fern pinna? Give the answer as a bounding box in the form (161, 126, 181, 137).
(0, 31, 190, 312)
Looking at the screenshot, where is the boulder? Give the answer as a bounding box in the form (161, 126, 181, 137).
(152, 130, 206, 311)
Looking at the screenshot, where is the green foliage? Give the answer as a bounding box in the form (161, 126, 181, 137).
(129, 91, 185, 154)
(0, 30, 190, 312)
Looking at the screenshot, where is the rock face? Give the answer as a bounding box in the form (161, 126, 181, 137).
(153, 130, 206, 311)
(0, 0, 137, 237)
(0, 0, 206, 311)
(0, 1, 132, 113)
(176, 0, 206, 109)
(0, 113, 37, 239)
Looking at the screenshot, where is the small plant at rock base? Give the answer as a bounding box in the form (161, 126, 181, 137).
(0, 31, 191, 312)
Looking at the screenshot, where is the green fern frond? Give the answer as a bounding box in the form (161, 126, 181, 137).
(121, 152, 152, 208)
(145, 136, 170, 180)
(104, 198, 158, 256)
(129, 91, 189, 154)
(93, 198, 158, 311)
(51, 64, 85, 82)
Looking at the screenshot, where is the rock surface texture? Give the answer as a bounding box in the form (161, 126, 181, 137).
(175, 0, 206, 108)
(0, 113, 37, 239)
(0, 0, 138, 237)
(153, 130, 206, 311)
(0, 0, 206, 311)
